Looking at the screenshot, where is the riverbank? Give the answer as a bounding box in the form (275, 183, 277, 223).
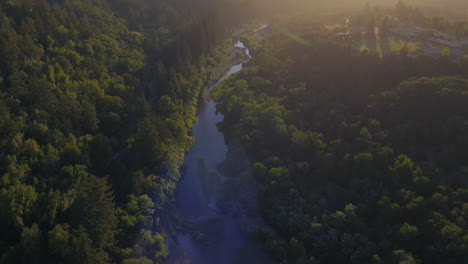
(202, 45, 249, 103)
(166, 24, 272, 264)
(202, 24, 268, 104)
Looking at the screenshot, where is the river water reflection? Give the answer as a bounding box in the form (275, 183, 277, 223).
(167, 27, 273, 264)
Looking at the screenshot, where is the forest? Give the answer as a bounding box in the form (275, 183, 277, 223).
(213, 3, 468, 264)
(1, 0, 468, 263)
(0, 0, 255, 263)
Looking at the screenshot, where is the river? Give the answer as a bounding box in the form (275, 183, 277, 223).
(166, 25, 273, 264)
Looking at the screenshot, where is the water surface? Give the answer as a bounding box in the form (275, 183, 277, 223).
(167, 35, 272, 264)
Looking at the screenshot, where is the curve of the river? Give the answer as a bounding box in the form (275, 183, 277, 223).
(166, 25, 273, 264)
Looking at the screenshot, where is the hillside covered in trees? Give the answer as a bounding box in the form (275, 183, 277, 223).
(0, 0, 254, 263)
(214, 12, 468, 264)
(2, 0, 468, 263)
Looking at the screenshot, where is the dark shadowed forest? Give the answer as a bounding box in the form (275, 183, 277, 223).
(214, 3, 468, 264)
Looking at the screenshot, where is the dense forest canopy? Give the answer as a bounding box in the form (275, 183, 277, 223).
(214, 4, 468, 263)
(0, 0, 468, 263)
(0, 0, 256, 263)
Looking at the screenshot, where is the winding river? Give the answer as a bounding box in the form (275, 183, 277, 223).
(167, 26, 273, 264)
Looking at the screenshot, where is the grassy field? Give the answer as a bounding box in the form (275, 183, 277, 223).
(388, 39, 420, 52)
(358, 38, 421, 55)
(360, 42, 369, 52)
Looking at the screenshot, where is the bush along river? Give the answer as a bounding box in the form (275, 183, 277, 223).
(166, 25, 274, 264)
